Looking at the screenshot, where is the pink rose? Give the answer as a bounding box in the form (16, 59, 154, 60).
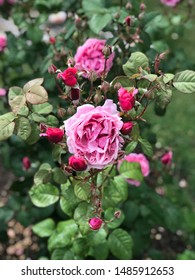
(161, 151, 173, 165)
(64, 99, 123, 169)
(74, 38, 115, 78)
(89, 217, 103, 230)
(0, 34, 7, 52)
(118, 153, 150, 186)
(120, 121, 134, 135)
(118, 87, 138, 112)
(40, 127, 64, 144)
(22, 157, 31, 170)
(160, 0, 180, 7)
(57, 67, 77, 87)
(68, 156, 87, 171)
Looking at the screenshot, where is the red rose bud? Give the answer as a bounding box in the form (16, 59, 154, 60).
(57, 67, 77, 87)
(89, 217, 103, 230)
(68, 156, 87, 171)
(121, 122, 134, 135)
(48, 64, 57, 74)
(40, 127, 64, 144)
(118, 87, 138, 112)
(124, 16, 131, 26)
(161, 151, 173, 165)
(49, 37, 56, 44)
(70, 88, 80, 101)
(22, 157, 31, 170)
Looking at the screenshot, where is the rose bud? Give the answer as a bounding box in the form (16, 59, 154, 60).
(48, 64, 57, 74)
(161, 151, 173, 165)
(22, 157, 31, 170)
(57, 67, 77, 87)
(49, 37, 56, 44)
(70, 88, 80, 101)
(88, 217, 103, 230)
(140, 3, 146, 10)
(124, 16, 131, 26)
(121, 121, 134, 135)
(114, 210, 122, 219)
(102, 45, 112, 58)
(40, 127, 64, 144)
(118, 87, 138, 112)
(68, 156, 87, 171)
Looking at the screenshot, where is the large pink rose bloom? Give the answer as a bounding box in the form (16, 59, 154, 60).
(160, 0, 180, 7)
(64, 99, 123, 169)
(74, 38, 115, 78)
(119, 153, 150, 186)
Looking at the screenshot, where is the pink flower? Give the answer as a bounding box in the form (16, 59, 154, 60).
(22, 157, 31, 170)
(58, 67, 77, 87)
(0, 34, 7, 52)
(69, 156, 87, 171)
(118, 87, 138, 111)
(40, 127, 64, 144)
(121, 122, 134, 135)
(74, 38, 115, 78)
(0, 88, 6, 96)
(161, 151, 173, 165)
(160, 0, 181, 7)
(89, 217, 103, 230)
(118, 153, 150, 186)
(64, 99, 123, 169)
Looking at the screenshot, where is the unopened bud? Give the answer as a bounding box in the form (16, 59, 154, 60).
(126, 2, 132, 10)
(102, 45, 112, 58)
(114, 82, 122, 91)
(140, 3, 146, 10)
(121, 122, 134, 135)
(22, 157, 31, 170)
(89, 217, 103, 230)
(68, 156, 87, 171)
(67, 57, 75, 67)
(67, 107, 76, 115)
(70, 88, 80, 101)
(57, 108, 66, 118)
(48, 64, 57, 74)
(114, 12, 120, 19)
(101, 81, 110, 93)
(124, 16, 131, 26)
(94, 93, 103, 104)
(75, 15, 82, 28)
(114, 210, 122, 219)
(49, 37, 56, 44)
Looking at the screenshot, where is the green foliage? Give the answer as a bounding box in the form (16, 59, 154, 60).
(173, 70, 195, 94)
(123, 52, 149, 76)
(32, 218, 55, 237)
(29, 183, 59, 207)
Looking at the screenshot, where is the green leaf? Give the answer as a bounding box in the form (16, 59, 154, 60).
(46, 115, 59, 127)
(51, 248, 74, 260)
(173, 70, 195, 94)
(111, 76, 134, 90)
(163, 73, 174, 84)
(90, 241, 109, 260)
(141, 74, 157, 82)
(52, 168, 67, 184)
(119, 161, 143, 182)
(105, 208, 125, 229)
(126, 141, 138, 153)
(74, 181, 91, 201)
(34, 169, 52, 185)
(0, 118, 15, 141)
(123, 52, 149, 77)
(52, 145, 66, 163)
(60, 182, 81, 217)
(89, 13, 112, 34)
(8, 86, 26, 114)
(32, 218, 55, 237)
(108, 229, 133, 260)
(130, 122, 140, 141)
(17, 106, 29, 117)
(123, 201, 139, 224)
(48, 219, 78, 252)
(72, 237, 89, 257)
(29, 183, 59, 207)
(82, 0, 105, 15)
(156, 88, 172, 109)
(26, 123, 40, 145)
(15, 117, 31, 140)
(23, 78, 44, 92)
(29, 113, 47, 123)
(32, 102, 53, 115)
(138, 138, 153, 158)
(25, 85, 48, 105)
(74, 202, 92, 234)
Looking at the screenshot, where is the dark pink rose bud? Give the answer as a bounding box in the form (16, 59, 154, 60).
(40, 127, 64, 144)
(48, 64, 57, 74)
(124, 16, 131, 26)
(121, 122, 134, 135)
(140, 3, 146, 10)
(118, 87, 138, 112)
(57, 67, 77, 87)
(22, 157, 31, 170)
(70, 88, 80, 101)
(49, 37, 56, 44)
(68, 156, 87, 171)
(89, 217, 103, 230)
(161, 151, 173, 165)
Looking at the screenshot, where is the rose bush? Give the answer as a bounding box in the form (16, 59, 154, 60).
(0, 0, 195, 261)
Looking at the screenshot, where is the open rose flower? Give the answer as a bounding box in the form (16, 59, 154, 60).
(160, 0, 180, 7)
(118, 153, 150, 186)
(74, 38, 115, 78)
(118, 87, 138, 112)
(64, 99, 123, 169)
(0, 34, 7, 52)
